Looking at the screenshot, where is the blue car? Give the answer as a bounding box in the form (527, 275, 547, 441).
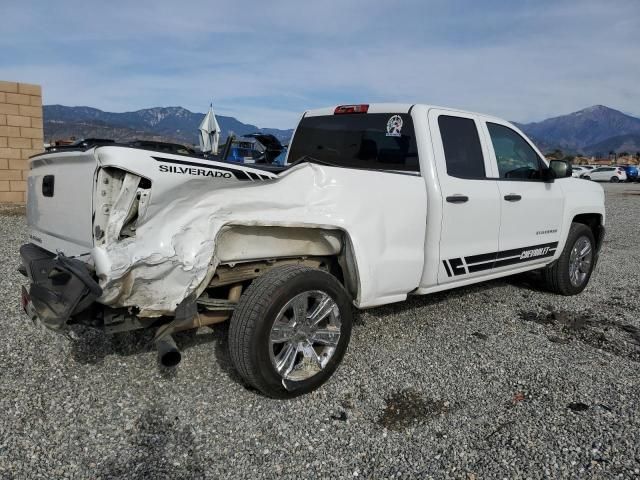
(620, 165, 639, 182)
(227, 145, 255, 163)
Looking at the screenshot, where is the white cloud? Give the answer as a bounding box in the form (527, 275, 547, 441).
(0, 0, 638, 128)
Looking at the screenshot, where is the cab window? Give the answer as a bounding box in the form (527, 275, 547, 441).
(487, 123, 545, 180)
(438, 115, 486, 179)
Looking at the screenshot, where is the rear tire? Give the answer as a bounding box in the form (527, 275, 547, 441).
(610, 176, 619, 183)
(583, 175, 591, 180)
(543, 223, 595, 295)
(229, 265, 353, 398)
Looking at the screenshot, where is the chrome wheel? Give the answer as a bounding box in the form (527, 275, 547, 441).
(569, 236, 593, 287)
(269, 290, 341, 382)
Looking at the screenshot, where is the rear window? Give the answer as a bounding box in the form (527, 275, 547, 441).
(288, 113, 419, 172)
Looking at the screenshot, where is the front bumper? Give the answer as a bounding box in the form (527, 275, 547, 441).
(19, 243, 102, 331)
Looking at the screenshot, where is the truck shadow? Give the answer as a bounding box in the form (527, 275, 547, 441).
(91, 405, 205, 479)
(69, 326, 216, 367)
(209, 322, 254, 390)
(69, 271, 548, 383)
(69, 322, 248, 388)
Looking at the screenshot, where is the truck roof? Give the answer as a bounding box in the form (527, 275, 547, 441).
(304, 103, 415, 116)
(304, 103, 504, 122)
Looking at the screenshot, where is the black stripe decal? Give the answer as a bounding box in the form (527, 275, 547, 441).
(465, 251, 497, 265)
(468, 263, 491, 273)
(153, 156, 255, 181)
(495, 242, 558, 260)
(449, 258, 466, 276)
(443, 260, 452, 277)
(446, 241, 559, 277)
(492, 249, 555, 269)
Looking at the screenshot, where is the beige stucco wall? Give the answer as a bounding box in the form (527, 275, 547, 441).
(0, 81, 43, 203)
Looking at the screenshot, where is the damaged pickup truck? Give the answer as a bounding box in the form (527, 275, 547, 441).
(20, 103, 606, 398)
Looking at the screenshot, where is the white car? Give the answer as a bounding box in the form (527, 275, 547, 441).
(20, 103, 606, 397)
(571, 165, 588, 178)
(583, 166, 627, 183)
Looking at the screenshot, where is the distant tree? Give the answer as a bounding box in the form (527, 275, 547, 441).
(564, 154, 575, 162)
(619, 151, 629, 157)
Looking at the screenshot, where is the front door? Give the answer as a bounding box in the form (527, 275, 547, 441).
(480, 120, 564, 270)
(428, 109, 501, 284)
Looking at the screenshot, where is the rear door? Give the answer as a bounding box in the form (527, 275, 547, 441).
(480, 120, 564, 270)
(428, 109, 501, 283)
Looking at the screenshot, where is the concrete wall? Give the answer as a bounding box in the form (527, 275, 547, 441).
(0, 81, 43, 203)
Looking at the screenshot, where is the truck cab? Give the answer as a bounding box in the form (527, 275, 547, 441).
(20, 103, 605, 398)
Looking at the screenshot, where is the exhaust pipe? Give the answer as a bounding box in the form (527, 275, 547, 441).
(155, 335, 181, 367)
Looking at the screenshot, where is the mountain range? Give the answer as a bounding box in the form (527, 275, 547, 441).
(43, 104, 640, 156)
(514, 105, 640, 155)
(43, 105, 294, 146)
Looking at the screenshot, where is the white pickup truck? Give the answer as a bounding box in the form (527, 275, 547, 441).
(20, 103, 605, 398)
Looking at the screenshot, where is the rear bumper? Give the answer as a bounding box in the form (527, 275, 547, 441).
(19, 243, 102, 331)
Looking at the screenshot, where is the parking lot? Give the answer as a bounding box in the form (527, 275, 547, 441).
(1, 182, 639, 479)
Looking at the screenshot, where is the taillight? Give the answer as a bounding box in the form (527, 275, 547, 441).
(334, 104, 369, 114)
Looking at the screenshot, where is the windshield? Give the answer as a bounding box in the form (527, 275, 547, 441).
(288, 113, 419, 172)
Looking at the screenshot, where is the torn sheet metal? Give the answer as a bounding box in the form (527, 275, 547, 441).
(92, 163, 428, 316)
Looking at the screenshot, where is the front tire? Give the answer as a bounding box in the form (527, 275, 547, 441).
(229, 265, 353, 398)
(543, 223, 595, 295)
(583, 175, 591, 180)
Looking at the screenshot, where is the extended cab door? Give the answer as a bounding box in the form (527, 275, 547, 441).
(428, 109, 501, 283)
(479, 119, 564, 269)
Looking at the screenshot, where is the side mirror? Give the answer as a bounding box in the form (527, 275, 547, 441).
(549, 159, 572, 180)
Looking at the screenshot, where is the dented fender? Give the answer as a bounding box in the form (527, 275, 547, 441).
(92, 163, 427, 316)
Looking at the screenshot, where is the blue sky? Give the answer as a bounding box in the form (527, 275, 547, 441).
(1, 0, 638, 128)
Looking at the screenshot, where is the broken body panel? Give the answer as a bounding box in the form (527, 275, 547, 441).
(94, 162, 427, 315)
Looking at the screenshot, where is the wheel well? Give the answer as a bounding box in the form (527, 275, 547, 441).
(208, 225, 360, 302)
(572, 213, 604, 249)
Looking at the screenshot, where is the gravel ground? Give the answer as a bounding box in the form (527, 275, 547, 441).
(1, 183, 639, 479)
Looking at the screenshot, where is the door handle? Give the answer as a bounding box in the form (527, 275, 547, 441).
(503, 194, 521, 202)
(446, 195, 469, 203)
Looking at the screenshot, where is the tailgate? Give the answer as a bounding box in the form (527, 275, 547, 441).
(27, 150, 97, 256)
